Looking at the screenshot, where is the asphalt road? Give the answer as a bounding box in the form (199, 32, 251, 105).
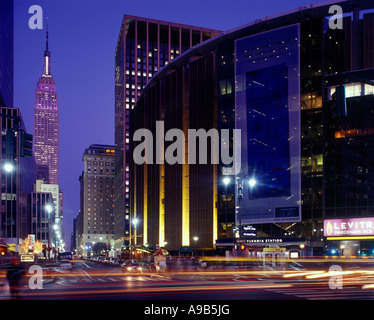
(2, 259, 374, 302)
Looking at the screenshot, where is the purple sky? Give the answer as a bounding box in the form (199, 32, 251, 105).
(14, 0, 314, 249)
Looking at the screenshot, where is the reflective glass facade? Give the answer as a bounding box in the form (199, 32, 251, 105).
(130, 1, 374, 254)
(245, 65, 291, 199)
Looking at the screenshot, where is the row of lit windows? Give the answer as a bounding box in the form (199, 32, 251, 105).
(328, 82, 374, 99)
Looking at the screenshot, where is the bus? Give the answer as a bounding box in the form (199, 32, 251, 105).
(59, 251, 73, 260)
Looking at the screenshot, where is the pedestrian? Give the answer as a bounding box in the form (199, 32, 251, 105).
(6, 257, 25, 299)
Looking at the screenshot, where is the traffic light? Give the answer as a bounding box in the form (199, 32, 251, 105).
(5, 129, 15, 156)
(331, 85, 347, 118)
(20, 130, 33, 157)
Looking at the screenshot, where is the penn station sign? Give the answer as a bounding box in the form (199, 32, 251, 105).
(324, 218, 374, 238)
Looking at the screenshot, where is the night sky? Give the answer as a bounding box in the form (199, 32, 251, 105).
(13, 0, 314, 249)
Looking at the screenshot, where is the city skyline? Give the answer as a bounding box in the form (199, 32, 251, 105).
(14, 0, 316, 248)
(3, 0, 374, 305)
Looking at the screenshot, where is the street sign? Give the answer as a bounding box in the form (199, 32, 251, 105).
(20, 254, 35, 263)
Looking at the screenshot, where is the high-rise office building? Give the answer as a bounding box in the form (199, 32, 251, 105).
(33, 27, 59, 185)
(29, 190, 55, 247)
(78, 145, 115, 256)
(0, 107, 36, 252)
(34, 180, 63, 248)
(114, 15, 221, 251)
(0, 1, 39, 253)
(0, 0, 13, 108)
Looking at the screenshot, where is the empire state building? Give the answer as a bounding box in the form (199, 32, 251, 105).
(33, 27, 59, 185)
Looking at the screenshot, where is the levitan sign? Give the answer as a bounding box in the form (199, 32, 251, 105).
(324, 218, 374, 237)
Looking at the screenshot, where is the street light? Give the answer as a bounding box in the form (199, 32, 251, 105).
(132, 217, 139, 249)
(3, 162, 15, 173)
(236, 174, 258, 242)
(223, 176, 231, 186)
(248, 178, 257, 188)
(45, 204, 53, 214)
(45, 204, 54, 258)
(132, 218, 139, 226)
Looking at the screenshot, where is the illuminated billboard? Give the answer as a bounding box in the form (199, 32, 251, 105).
(324, 218, 374, 238)
(235, 24, 301, 224)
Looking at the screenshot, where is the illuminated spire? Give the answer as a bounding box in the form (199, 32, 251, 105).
(43, 18, 51, 77)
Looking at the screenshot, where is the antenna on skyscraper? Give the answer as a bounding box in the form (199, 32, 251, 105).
(46, 16, 49, 52)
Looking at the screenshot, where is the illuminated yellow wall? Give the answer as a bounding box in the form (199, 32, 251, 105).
(182, 161, 189, 246)
(143, 164, 148, 245)
(212, 69, 218, 247)
(159, 164, 165, 246)
(213, 164, 218, 247)
(182, 77, 190, 246)
(132, 165, 136, 245)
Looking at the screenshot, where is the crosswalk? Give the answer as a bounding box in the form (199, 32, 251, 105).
(54, 274, 172, 286)
(267, 286, 374, 300)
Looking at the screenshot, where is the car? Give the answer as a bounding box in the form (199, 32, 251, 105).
(112, 259, 122, 266)
(60, 259, 73, 270)
(115, 259, 124, 266)
(121, 261, 143, 273)
(110, 258, 121, 266)
(102, 257, 110, 263)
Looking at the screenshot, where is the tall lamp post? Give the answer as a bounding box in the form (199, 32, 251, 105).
(2, 161, 17, 251)
(45, 203, 54, 259)
(193, 236, 199, 257)
(132, 217, 139, 258)
(236, 175, 257, 238)
(53, 224, 59, 260)
(223, 177, 231, 238)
